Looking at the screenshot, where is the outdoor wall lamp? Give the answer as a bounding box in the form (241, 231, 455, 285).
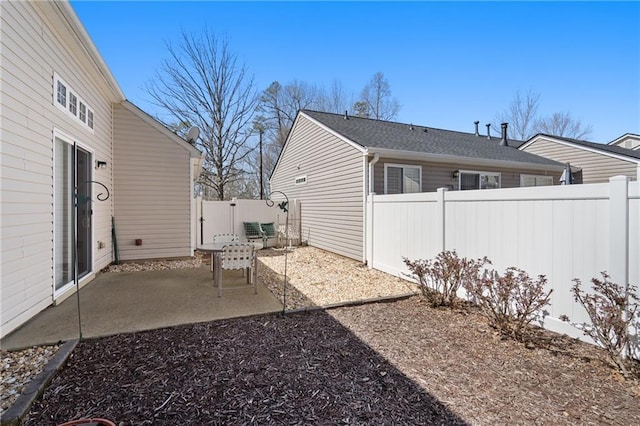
(452, 170, 459, 179)
(95, 160, 107, 170)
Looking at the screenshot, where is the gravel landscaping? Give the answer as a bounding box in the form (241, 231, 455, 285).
(3, 246, 639, 424)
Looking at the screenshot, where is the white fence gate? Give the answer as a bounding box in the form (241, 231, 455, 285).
(366, 176, 639, 351)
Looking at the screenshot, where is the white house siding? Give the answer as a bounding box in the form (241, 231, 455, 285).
(270, 114, 365, 261)
(523, 138, 638, 183)
(1, 1, 119, 337)
(113, 104, 193, 260)
(372, 158, 560, 193)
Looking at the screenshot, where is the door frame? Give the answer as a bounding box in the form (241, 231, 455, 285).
(53, 128, 96, 299)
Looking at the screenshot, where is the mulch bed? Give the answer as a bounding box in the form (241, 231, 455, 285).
(23, 297, 639, 425)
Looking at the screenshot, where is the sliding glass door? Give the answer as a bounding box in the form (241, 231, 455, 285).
(54, 136, 92, 294)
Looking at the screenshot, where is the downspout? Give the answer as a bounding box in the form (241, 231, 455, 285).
(365, 152, 380, 267)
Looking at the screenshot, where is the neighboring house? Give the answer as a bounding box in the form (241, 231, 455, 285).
(609, 133, 640, 151)
(269, 110, 565, 262)
(0, 1, 203, 338)
(520, 134, 640, 184)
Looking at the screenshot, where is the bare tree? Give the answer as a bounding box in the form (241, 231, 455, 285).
(147, 29, 258, 200)
(316, 79, 354, 114)
(536, 111, 592, 140)
(354, 72, 400, 120)
(494, 89, 541, 141)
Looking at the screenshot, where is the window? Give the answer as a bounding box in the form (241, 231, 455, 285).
(458, 171, 501, 190)
(384, 164, 421, 194)
(53, 73, 95, 133)
(68, 93, 77, 116)
(294, 175, 307, 185)
(57, 81, 67, 107)
(79, 102, 86, 123)
(520, 174, 553, 187)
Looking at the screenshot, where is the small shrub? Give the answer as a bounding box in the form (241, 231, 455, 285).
(570, 272, 639, 376)
(464, 267, 552, 341)
(403, 251, 487, 307)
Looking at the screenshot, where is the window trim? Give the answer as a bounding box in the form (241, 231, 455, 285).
(384, 163, 422, 194)
(457, 170, 501, 190)
(53, 73, 95, 134)
(520, 174, 554, 187)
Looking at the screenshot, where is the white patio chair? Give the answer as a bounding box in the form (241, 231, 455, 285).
(210, 234, 239, 271)
(214, 243, 257, 297)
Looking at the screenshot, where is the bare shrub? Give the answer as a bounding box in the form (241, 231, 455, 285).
(570, 272, 639, 376)
(403, 251, 487, 307)
(464, 267, 552, 341)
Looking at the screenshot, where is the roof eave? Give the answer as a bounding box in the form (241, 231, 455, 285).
(55, 1, 125, 101)
(367, 148, 566, 171)
(521, 134, 640, 164)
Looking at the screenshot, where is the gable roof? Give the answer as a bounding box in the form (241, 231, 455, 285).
(521, 133, 640, 163)
(301, 110, 563, 168)
(608, 133, 640, 147)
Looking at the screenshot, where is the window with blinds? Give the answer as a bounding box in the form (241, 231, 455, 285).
(384, 164, 421, 194)
(458, 171, 501, 190)
(520, 174, 553, 187)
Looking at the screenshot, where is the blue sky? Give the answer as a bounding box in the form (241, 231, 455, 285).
(71, 1, 640, 143)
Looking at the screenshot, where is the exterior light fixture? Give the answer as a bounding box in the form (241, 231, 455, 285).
(452, 170, 459, 179)
(95, 160, 107, 169)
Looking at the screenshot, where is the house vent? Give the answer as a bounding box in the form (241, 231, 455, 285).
(486, 123, 491, 139)
(500, 123, 509, 147)
(474, 121, 480, 136)
(344, 110, 349, 120)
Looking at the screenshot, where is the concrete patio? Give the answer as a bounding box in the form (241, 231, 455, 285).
(1, 267, 283, 350)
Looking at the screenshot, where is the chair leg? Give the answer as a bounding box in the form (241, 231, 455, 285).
(253, 263, 258, 294)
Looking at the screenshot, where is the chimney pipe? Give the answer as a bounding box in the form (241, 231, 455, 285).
(486, 123, 491, 139)
(474, 121, 479, 136)
(500, 123, 509, 147)
(344, 110, 349, 120)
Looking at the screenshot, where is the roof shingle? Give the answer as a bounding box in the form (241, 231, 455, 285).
(302, 110, 563, 167)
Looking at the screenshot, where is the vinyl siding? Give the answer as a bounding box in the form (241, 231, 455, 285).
(113, 104, 193, 260)
(523, 138, 638, 183)
(1, 1, 117, 337)
(270, 114, 365, 261)
(373, 158, 561, 193)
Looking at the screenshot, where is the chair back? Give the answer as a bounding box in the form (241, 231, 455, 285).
(213, 233, 239, 243)
(220, 243, 254, 270)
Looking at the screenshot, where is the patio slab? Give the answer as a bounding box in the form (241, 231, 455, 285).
(1, 267, 283, 350)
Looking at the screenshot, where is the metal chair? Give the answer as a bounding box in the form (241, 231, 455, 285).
(214, 243, 257, 297)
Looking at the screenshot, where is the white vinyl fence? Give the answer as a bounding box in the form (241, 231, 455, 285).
(366, 176, 639, 353)
(193, 198, 301, 247)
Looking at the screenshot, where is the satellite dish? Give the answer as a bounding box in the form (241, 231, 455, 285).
(186, 126, 200, 144)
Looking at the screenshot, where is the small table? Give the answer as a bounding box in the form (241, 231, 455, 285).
(197, 242, 263, 282)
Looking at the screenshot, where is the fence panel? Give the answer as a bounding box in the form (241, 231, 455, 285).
(366, 178, 638, 349)
(195, 198, 300, 246)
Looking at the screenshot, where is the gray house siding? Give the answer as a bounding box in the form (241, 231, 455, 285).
(372, 158, 560, 193)
(270, 114, 365, 261)
(523, 138, 638, 183)
(1, 1, 119, 337)
(113, 103, 194, 260)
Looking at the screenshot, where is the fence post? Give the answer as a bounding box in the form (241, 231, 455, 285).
(609, 176, 629, 290)
(437, 188, 448, 253)
(366, 193, 374, 268)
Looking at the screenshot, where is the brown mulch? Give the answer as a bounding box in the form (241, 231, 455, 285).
(22, 298, 639, 425)
(23, 308, 464, 426)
